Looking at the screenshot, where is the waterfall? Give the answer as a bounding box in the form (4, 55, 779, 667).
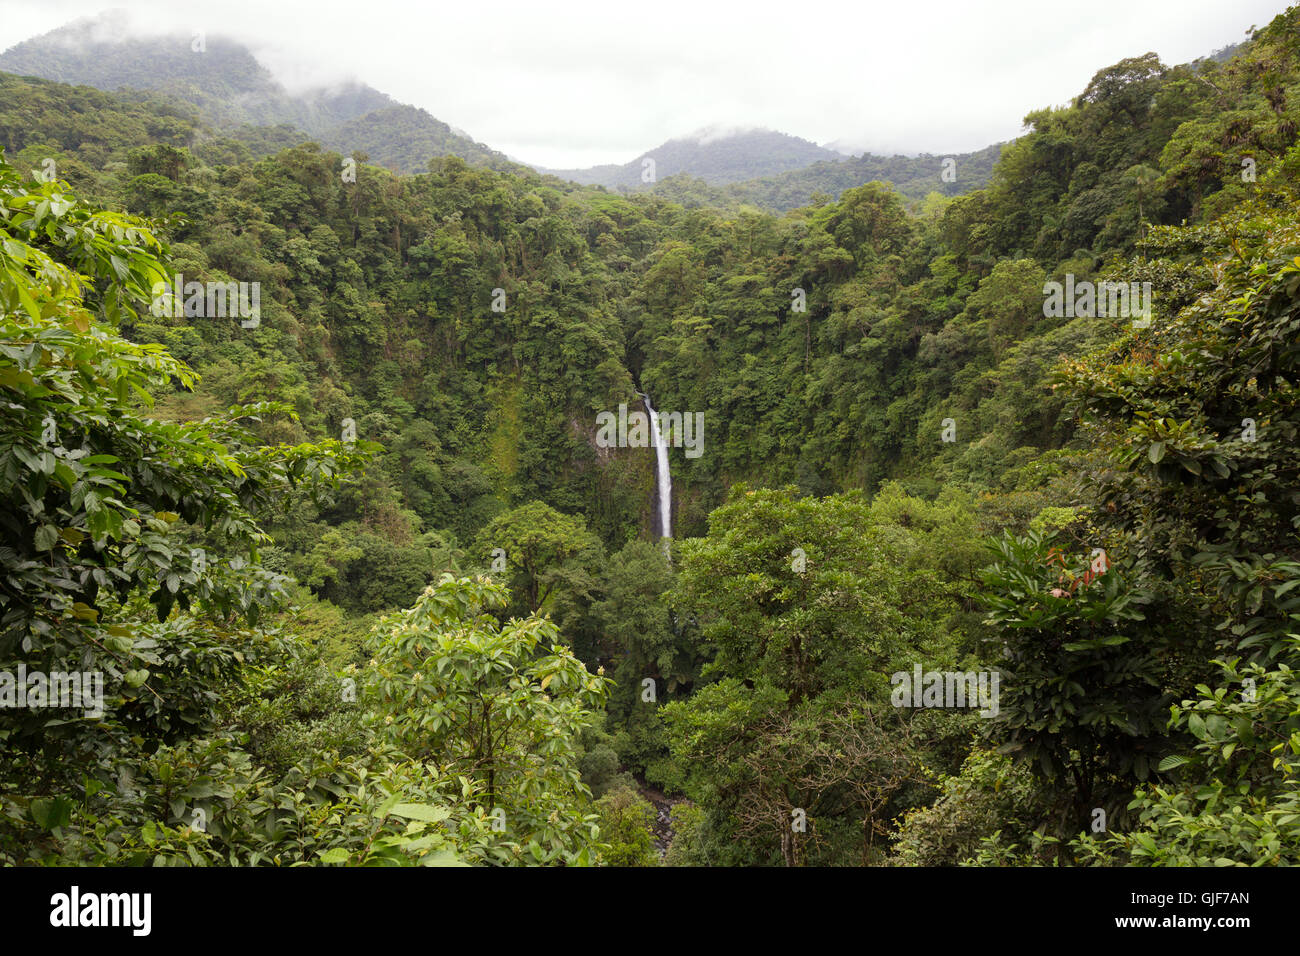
(639, 392, 672, 539)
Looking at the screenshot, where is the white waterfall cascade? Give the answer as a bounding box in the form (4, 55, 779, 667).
(639, 392, 672, 540)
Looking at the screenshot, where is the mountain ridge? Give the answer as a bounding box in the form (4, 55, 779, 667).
(533, 128, 843, 186)
(1, 12, 1002, 201)
(0, 11, 516, 174)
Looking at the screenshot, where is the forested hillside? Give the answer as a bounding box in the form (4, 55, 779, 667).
(535, 132, 1000, 209)
(536, 129, 843, 186)
(0, 11, 514, 175)
(1, 13, 995, 207)
(647, 141, 1004, 210)
(2, 5, 1300, 869)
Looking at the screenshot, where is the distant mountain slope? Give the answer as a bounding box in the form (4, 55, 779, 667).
(319, 104, 506, 172)
(536, 127, 1002, 210)
(1200, 41, 1245, 64)
(536, 128, 842, 187)
(0, 11, 376, 134)
(0, 10, 513, 174)
(651, 142, 1006, 211)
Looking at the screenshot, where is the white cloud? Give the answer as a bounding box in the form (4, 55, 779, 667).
(0, 0, 1288, 168)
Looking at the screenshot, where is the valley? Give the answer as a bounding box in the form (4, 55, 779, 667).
(0, 4, 1298, 873)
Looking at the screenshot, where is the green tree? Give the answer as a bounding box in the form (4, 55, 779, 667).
(594, 785, 659, 866)
(0, 151, 368, 749)
(980, 532, 1194, 827)
(661, 486, 964, 864)
(473, 500, 601, 614)
(366, 573, 609, 864)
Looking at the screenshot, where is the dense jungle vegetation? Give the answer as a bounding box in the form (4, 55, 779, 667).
(2, 6, 1300, 866)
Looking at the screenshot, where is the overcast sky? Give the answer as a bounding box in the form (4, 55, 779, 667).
(0, 0, 1290, 168)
